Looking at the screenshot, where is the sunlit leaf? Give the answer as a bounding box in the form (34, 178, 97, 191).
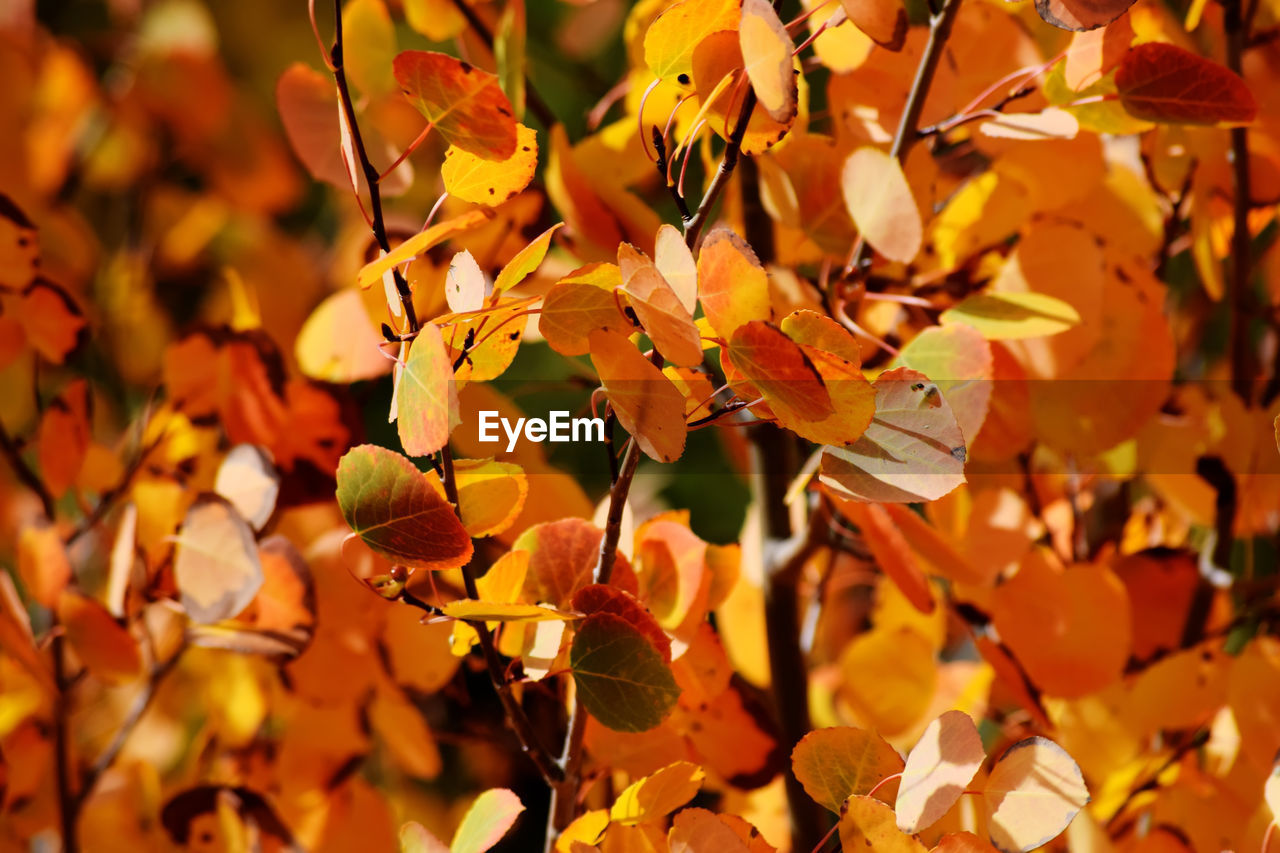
(610, 760, 705, 825)
(727, 321, 834, 423)
(669, 807, 753, 853)
(896, 711, 985, 833)
(836, 500, 935, 614)
(214, 444, 279, 532)
(296, 288, 391, 383)
(984, 737, 1089, 853)
(440, 600, 574, 622)
(589, 329, 687, 463)
(696, 228, 771, 339)
(739, 0, 796, 124)
(434, 457, 527, 538)
(941, 292, 1081, 340)
(445, 250, 486, 314)
(173, 497, 264, 625)
(978, 108, 1079, 140)
(645, 0, 740, 83)
(820, 367, 967, 503)
(653, 224, 697, 315)
(539, 264, 630, 356)
(840, 0, 907, 50)
(335, 444, 472, 571)
(357, 210, 491, 290)
(571, 612, 681, 733)
(619, 244, 703, 368)
(842, 146, 922, 264)
(1034, 0, 1135, 30)
(397, 324, 457, 458)
(399, 821, 449, 853)
(839, 795, 927, 853)
(442, 124, 538, 206)
(495, 222, 562, 294)
(393, 50, 518, 159)
(1115, 43, 1256, 125)
(792, 726, 905, 814)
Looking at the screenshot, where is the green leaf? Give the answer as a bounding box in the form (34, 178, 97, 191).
(335, 444, 472, 571)
(570, 612, 681, 733)
(939, 292, 1080, 340)
(451, 788, 525, 853)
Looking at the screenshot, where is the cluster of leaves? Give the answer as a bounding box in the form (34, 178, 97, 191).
(6, 0, 1280, 850)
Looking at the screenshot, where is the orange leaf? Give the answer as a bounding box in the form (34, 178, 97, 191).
(431, 457, 528, 538)
(393, 50, 518, 159)
(57, 589, 142, 684)
(1115, 43, 1256, 125)
(610, 761, 704, 825)
(696, 228, 771, 339)
(840, 0, 907, 50)
(539, 264, 630, 356)
(668, 807, 752, 853)
(573, 584, 672, 663)
(791, 726, 904, 814)
(837, 501, 935, 614)
(514, 518, 638, 607)
(739, 0, 797, 124)
(619, 244, 703, 368)
(589, 329, 687, 463)
(18, 524, 72, 609)
(842, 146, 922, 264)
(895, 711, 985, 833)
(17, 280, 85, 364)
(727, 321, 834, 422)
(36, 378, 90, 498)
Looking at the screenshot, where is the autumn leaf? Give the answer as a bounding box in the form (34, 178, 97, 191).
(1115, 43, 1257, 125)
(494, 222, 562, 294)
(57, 589, 142, 684)
(839, 795, 927, 853)
(539, 264, 630, 356)
(173, 497, 264, 625)
(451, 788, 525, 853)
(335, 444, 473, 571)
(619, 243, 703, 367)
(1034, 0, 1135, 31)
(739, 0, 797, 124)
(442, 124, 538, 206)
(727, 321, 834, 423)
(610, 760, 705, 825)
(895, 711, 985, 833)
(393, 51, 518, 159)
(984, 737, 1089, 853)
(440, 600, 573, 622)
(570, 612, 681, 733)
(842, 147, 922, 264)
(645, 0, 740, 82)
(820, 367, 967, 503)
(696, 228, 771, 339)
(295, 288, 391, 383)
(397, 324, 457, 458)
(840, 0, 907, 50)
(791, 727, 905, 814)
(213, 444, 279, 532)
(589, 328, 688, 463)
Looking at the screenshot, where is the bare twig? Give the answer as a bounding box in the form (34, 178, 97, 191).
(684, 85, 758, 250)
(1226, 0, 1256, 404)
(0, 422, 55, 520)
(52, 630, 78, 853)
(842, 0, 963, 278)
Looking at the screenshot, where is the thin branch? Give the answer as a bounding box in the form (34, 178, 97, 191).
(652, 126, 694, 223)
(842, 0, 963, 277)
(66, 430, 164, 547)
(52, 630, 78, 853)
(441, 445, 565, 785)
(684, 85, 758, 250)
(445, 0, 557, 129)
(1226, 0, 1256, 404)
(0, 422, 55, 520)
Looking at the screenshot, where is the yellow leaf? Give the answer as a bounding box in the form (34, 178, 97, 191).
(611, 760, 706, 825)
(842, 146, 922, 264)
(495, 222, 563, 294)
(442, 124, 539, 206)
(644, 0, 740, 82)
(940, 293, 1081, 340)
(589, 329, 688, 463)
(439, 600, 575, 622)
(984, 737, 1089, 853)
(696, 228, 771, 340)
(357, 210, 491, 290)
(739, 0, 797, 123)
(838, 795, 927, 853)
(296, 288, 391, 383)
(791, 726, 905, 814)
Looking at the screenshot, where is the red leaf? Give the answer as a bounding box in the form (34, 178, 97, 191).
(1115, 43, 1256, 125)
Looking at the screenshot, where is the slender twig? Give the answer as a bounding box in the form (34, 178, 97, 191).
(74, 645, 184, 810)
(0, 422, 55, 519)
(441, 446, 565, 785)
(652, 127, 694, 223)
(1226, 0, 1256, 404)
(66, 430, 164, 547)
(445, 0, 557, 129)
(330, 0, 419, 332)
(684, 85, 758, 250)
(842, 0, 963, 278)
(52, 630, 78, 853)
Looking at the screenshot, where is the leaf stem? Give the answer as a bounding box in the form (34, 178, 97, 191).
(0, 421, 55, 520)
(842, 0, 963, 278)
(1226, 0, 1256, 404)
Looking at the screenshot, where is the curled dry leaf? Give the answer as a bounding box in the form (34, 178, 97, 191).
(896, 710, 986, 832)
(1115, 43, 1257, 125)
(173, 496, 264, 625)
(842, 147, 923, 264)
(393, 50, 518, 159)
(739, 0, 797, 124)
(984, 737, 1089, 853)
(791, 726, 905, 814)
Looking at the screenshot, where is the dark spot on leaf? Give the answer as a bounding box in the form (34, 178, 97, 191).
(508, 331, 520, 341)
(911, 382, 925, 391)
(522, 146, 531, 152)
(677, 73, 690, 85)
(489, 187, 495, 195)
(459, 62, 472, 74)
(498, 105, 512, 117)
(951, 446, 967, 461)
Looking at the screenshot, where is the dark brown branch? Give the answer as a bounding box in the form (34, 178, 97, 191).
(684, 85, 758, 250)
(652, 126, 694, 224)
(331, 0, 419, 332)
(0, 422, 55, 520)
(53, 631, 78, 853)
(1226, 0, 1256, 404)
(440, 445, 565, 785)
(445, 0, 557, 129)
(843, 0, 963, 277)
